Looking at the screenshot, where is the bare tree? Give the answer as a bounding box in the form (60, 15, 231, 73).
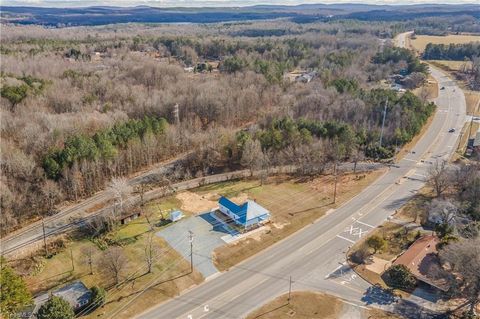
(241, 139, 263, 177)
(107, 177, 132, 218)
(427, 160, 450, 197)
(427, 199, 459, 226)
(144, 232, 160, 274)
(80, 245, 97, 275)
(440, 238, 480, 315)
(100, 246, 128, 285)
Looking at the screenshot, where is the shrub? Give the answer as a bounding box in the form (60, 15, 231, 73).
(37, 296, 74, 319)
(366, 235, 386, 254)
(90, 286, 106, 309)
(384, 264, 417, 291)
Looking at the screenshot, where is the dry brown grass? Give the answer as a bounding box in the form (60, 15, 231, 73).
(212, 170, 386, 271)
(410, 34, 480, 53)
(430, 60, 472, 72)
(465, 91, 480, 116)
(246, 291, 401, 319)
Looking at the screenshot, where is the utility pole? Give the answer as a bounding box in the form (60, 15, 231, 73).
(379, 97, 388, 148)
(41, 217, 48, 256)
(188, 230, 194, 273)
(333, 162, 338, 204)
(288, 276, 293, 304)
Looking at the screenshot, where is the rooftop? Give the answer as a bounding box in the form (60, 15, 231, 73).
(393, 235, 448, 291)
(218, 196, 270, 225)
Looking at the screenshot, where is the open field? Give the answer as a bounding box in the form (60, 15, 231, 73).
(209, 170, 386, 271)
(410, 34, 480, 53)
(465, 91, 480, 116)
(430, 60, 472, 72)
(246, 291, 401, 319)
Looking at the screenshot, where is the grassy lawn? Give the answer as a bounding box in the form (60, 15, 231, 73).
(246, 291, 401, 319)
(410, 34, 480, 53)
(10, 199, 202, 319)
(212, 170, 386, 271)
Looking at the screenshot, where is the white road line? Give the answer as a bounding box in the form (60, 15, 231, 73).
(403, 158, 417, 162)
(324, 264, 344, 279)
(336, 234, 355, 244)
(353, 219, 375, 229)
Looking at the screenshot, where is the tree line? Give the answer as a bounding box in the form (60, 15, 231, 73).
(423, 42, 480, 61)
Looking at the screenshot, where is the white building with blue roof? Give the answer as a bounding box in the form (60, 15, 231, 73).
(218, 196, 270, 229)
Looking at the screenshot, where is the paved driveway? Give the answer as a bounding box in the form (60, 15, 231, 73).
(156, 213, 230, 278)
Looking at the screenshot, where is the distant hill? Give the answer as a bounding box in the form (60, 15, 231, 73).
(1, 3, 479, 26)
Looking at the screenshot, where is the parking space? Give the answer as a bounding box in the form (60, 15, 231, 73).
(156, 212, 230, 278)
(336, 219, 374, 244)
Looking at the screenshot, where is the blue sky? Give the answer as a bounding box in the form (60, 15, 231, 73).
(2, 0, 478, 7)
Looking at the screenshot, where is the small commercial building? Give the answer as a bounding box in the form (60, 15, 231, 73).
(218, 196, 270, 230)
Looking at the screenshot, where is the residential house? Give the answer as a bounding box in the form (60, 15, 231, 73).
(21, 281, 92, 318)
(392, 235, 449, 291)
(218, 196, 270, 230)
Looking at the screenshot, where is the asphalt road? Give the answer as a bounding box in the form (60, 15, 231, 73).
(136, 32, 467, 319)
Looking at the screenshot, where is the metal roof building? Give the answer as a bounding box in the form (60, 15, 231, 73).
(218, 196, 270, 229)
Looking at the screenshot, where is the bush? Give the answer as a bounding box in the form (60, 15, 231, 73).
(350, 245, 371, 264)
(90, 286, 106, 309)
(37, 296, 74, 319)
(366, 235, 386, 254)
(384, 264, 417, 291)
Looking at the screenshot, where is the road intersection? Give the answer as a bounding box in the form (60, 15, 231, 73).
(136, 33, 467, 319)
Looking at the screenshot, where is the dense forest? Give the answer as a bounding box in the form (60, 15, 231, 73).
(0, 20, 434, 232)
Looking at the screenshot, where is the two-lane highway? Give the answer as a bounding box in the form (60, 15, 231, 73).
(136, 33, 467, 319)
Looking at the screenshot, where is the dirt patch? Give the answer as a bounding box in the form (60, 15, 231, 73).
(175, 191, 248, 214)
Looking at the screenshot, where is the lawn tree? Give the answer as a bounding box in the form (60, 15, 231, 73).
(384, 264, 417, 291)
(80, 245, 96, 275)
(427, 160, 450, 198)
(37, 296, 74, 319)
(366, 235, 386, 254)
(144, 232, 160, 274)
(241, 139, 263, 177)
(0, 259, 32, 318)
(440, 238, 480, 315)
(100, 246, 128, 285)
(107, 177, 132, 218)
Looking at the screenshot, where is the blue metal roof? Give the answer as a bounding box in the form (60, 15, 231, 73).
(218, 196, 270, 225)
